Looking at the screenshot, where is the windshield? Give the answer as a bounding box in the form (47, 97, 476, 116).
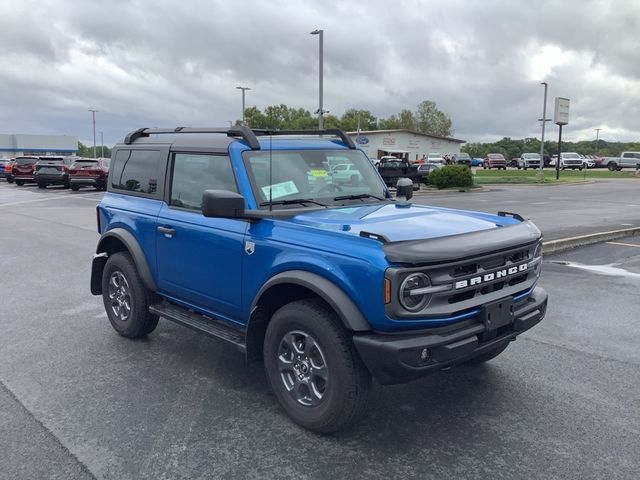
(16, 158, 37, 165)
(562, 153, 580, 159)
(488, 154, 504, 159)
(523, 154, 540, 159)
(455, 153, 470, 159)
(243, 149, 387, 208)
(427, 153, 442, 159)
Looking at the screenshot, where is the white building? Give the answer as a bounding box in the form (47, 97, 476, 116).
(347, 129, 465, 162)
(0, 133, 78, 159)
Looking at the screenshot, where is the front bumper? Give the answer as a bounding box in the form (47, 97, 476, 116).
(353, 286, 548, 385)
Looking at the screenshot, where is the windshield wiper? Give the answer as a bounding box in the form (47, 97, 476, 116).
(259, 198, 328, 207)
(332, 193, 387, 202)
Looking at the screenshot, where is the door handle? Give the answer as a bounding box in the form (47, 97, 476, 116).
(157, 226, 176, 236)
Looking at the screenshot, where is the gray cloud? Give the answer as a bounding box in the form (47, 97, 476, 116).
(0, 0, 638, 146)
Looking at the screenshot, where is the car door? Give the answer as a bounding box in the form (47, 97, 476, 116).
(156, 152, 248, 324)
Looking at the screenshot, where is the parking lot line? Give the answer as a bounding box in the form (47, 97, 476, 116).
(606, 241, 640, 248)
(0, 193, 100, 208)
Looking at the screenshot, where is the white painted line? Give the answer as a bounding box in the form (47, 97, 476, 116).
(621, 223, 634, 226)
(0, 193, 99, 208)
(606, 241, 640, 249)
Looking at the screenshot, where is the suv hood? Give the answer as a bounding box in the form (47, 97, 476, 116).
(288, 203, 522, 242)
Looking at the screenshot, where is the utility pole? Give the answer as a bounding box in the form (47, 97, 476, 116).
(236, 86, 251, 125)
(88, 109, 98, 159)
(100, 131, 104, 158)
(538, 82, 549, 179)
(595, 128, 602, 155)
(310, 29, 325, 130)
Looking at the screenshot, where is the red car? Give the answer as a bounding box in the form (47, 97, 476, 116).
(483, 153, 507, 170)
(12, 156, 40, 185)
(69, 158, 110, 191)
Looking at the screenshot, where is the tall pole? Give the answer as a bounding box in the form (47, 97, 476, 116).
(595, 128, 601, 155)
(539, 82, 548, 176)
(236, 86, 251, 125)
(311, 29, 324, 130)
(89, 109, 98, 159)
(100, 131, 104, 158)
(556, 124, 563, 180)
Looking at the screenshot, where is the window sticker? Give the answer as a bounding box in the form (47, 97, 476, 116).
(261, 180, 299, 200)
(310, 169, 329, 177)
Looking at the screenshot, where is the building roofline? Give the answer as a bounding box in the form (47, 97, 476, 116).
(346, 129, 465, 143)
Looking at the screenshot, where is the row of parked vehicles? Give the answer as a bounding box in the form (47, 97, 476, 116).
(0, 155, 110, 190)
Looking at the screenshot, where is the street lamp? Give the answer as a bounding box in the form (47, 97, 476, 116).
(99, 131, 104, 158)
(236, 86, 251, 125)
(88, 109, 98, 159)
(310, 29, 325, 130)
(538, 82, 550, 178)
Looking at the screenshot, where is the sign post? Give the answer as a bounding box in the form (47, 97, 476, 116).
(554, 97, 570, 180)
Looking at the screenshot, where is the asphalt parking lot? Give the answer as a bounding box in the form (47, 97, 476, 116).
(0, 181, 639, 480)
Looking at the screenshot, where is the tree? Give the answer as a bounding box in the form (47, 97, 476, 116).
(339, 109, 378, 131)
(77, 141, 111, 159)
(414, 100, 453, 137)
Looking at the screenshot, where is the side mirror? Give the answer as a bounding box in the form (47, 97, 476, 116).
(202, 190, 246, 218)
(396, 177, 413, 201)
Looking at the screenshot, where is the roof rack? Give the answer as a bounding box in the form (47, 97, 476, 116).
(123, 127, 356, 150)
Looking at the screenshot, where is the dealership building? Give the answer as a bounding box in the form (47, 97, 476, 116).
(347, 129, 465, 162)
(0, 133, 78, 158)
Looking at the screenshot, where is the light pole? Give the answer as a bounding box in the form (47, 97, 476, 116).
(595, 128, 602, 155)
(99, 131, 104, 158)
(310, 29, 324, 130)
(538, 82, 549, 179)
(236, 86, 250, 125)
(88, 109, 98, 158)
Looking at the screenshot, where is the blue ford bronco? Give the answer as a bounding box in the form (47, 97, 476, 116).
(91, 127, 547, 433)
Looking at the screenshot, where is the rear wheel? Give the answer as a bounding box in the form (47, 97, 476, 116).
(607, 162, 617, 171)
(70, 184, 80, 191)
(15, 180, 24, 186)
(37, 183, 46, 189)
(101, 252, 159, 338)
(264, 299, 371, 433)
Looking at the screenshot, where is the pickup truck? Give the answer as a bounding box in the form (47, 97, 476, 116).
(601, 152, 640, 171)
(377, 157, 423, 189)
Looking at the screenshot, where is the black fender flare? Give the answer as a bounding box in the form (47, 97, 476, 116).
(251, 270, 371, 332)
(92, 228, 157, 294)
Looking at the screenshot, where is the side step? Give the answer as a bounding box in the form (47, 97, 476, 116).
(149, 302, 246, 352)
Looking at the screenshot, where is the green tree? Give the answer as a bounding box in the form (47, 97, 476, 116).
(77, 141, 111, 158)
(414, 100, 453, 137)
(339, 109, 378, 131)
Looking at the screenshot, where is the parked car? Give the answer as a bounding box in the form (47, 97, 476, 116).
(517, 153, 541, 170)
(378, 157, 423, 189)
(90, 126, 547, 433)
(417, 162, 443, 179)
(3, 159, 15, 182)
(508, 157, 519, 168)
(69, 158, 110, 191)
(559, 152, 584, 170)
(34, 156, 75, 189)
(582, 157, 596, 169)
(427, 152, 445, 164)
(601, 152, 640, 171)
(471, 158, 484, 167)
(0, 158, 12, 180)
(484, 153, 507, 170)
(12, 156, 40, 185)
(452, 153, 472, 166)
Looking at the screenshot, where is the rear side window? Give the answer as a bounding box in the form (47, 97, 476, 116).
(111, 150, 160, 194)
(170, 153, 237, 211)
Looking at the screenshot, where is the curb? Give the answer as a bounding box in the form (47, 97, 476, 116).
(543, 227, 640, 255)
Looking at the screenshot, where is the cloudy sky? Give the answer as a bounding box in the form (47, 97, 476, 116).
(1, 0, 639, 146)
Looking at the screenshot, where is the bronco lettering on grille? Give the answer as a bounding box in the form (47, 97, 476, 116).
(455, 263, 528, 290)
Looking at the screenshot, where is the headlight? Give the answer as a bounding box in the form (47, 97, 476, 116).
(533, 242, 543, 259)
(399, 273, 431, 312)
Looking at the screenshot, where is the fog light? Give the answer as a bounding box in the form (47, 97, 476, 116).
(420, 348, 431, 363)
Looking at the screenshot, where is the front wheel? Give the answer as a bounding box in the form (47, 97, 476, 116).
(70, 184, 80, 191)
(15, 180, 24, 186)
(101, 252, 159, 338)
(37, 183, 46, 189)
(264, 299, 371, 433)
(607, 162, 617, 171)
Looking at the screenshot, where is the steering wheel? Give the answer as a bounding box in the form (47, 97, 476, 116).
(318, 183, 343, 194)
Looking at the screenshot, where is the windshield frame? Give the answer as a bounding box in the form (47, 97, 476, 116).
(241, 148, 389, 210)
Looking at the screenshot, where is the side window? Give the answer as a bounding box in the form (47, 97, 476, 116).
(111, 149, 160, 194)
(170, 153, 237, 211)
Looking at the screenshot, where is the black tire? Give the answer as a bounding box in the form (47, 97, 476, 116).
(607, 162, 617, 171)
(37, 183, 46, 189)
(6, 178, 13, 183)
(578, 167, 583, 171)
(63, 183, 70, 189)
(16, 180, 24, 186)
(70, 184, 80, 191)
(101, 252, 159, 338)
(465, 342, 510, 365)
(264, 299, 371, 433)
